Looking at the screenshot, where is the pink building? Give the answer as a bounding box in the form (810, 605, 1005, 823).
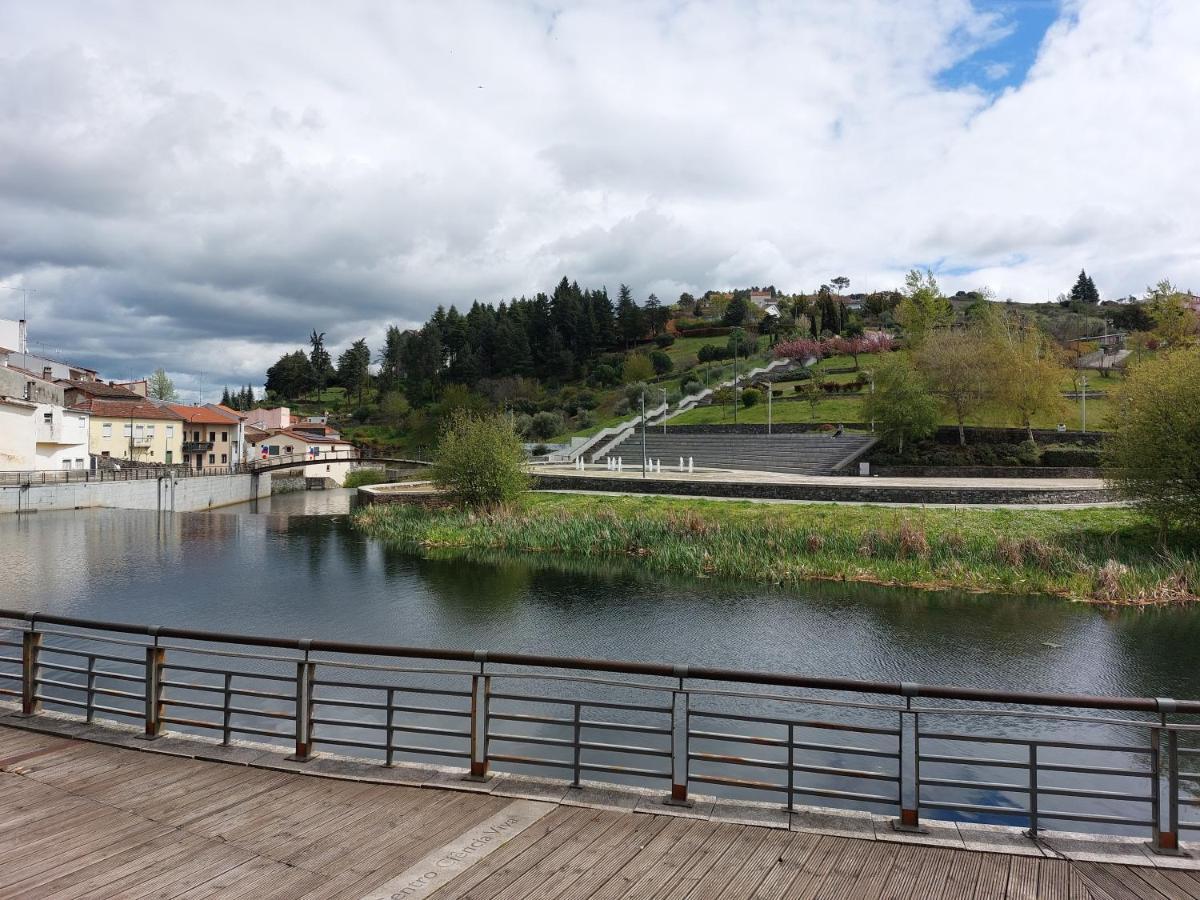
(243, 406, 291, 431)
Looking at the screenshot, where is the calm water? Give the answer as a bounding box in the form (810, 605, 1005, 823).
(5, 491, 1200, 833)
(3, 489, 1199, 700)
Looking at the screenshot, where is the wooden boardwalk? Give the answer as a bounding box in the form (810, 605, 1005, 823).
(0, 724, 1196, 899)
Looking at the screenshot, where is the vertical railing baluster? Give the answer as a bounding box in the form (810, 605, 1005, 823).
(893, 686, 924, 832)
(385, 687, 396, 767)
(1026, 743, 1039, 838)
(290, 646, 315, 761)
(572, 702, 582, 787)
(467, 657, 492, 781)
(787, 722, 795, 812)
(85, 654, 97, 724)
(142, 631, 164, 739)
(667, 667, 691, 807)
(221, 672, 233, 745)
(20, 621, 42, 716)
(1149, 700, 1182, 855)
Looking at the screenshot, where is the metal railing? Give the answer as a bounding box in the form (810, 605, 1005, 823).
(0, 450, 427, 486)
(0, 608, 1195, 852)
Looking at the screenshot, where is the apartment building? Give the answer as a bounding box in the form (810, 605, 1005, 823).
(73, 398, 185, 464)
(167, 404, 246, 469)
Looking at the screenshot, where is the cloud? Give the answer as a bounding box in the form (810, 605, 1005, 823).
(0, 0, 1197, 386)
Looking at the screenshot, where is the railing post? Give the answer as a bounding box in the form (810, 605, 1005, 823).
(221, 672, 233, 745)
(893, 686, 926, 833)
(666, 667, 692, 807)
(385, 687, 396, 767)
(85, 654, 97, 724)
(289, 643, 315, 761)
(787, 722, 796, 812)
(571, 702, 583, 787)
(467, 654, 491, 781)
(142, 631, 164, 739)
(1025, 743, 1039, 838)
(19, 620, 42, 716)
(1149, 702, 1183, 855)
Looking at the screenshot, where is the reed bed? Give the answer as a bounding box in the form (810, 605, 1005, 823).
(353, 495, 1200, 605)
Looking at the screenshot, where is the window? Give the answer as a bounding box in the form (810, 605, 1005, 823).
(77, 416, 86, 426)
(43, 412, 53, 424)
(221, 431, 227, 442)
(220, 453, 227, 464)
(74, 458, 84, 469)
(166, 425, 174, 439)
(193, 430, 200, 442)
(103, 422, 112, 438)
(208, 453, 215, 464)
(209, 431, 215, 442)
(123, 424, 132, 438)
(62, 460, 71, 470)
(146, 424, 155, 438)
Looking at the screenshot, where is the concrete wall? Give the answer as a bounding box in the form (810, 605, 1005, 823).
(0, 471, 272, 515)
(0, 400, 36, 469)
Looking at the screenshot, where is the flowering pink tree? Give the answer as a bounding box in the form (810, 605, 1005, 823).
(826, 333, 897, 368)
(772, 338, 826, 366)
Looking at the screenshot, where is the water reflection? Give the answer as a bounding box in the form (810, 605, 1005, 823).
(2, 491, 1198, 701)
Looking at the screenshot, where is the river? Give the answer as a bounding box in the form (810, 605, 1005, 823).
(4, 490, 1198, 835)
(4, 489, 1197, 700)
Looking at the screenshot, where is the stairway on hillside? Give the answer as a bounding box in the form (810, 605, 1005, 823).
(596, 431, 875, 476)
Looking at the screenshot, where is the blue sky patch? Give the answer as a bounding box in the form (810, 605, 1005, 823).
(938, 0, 1063, 95)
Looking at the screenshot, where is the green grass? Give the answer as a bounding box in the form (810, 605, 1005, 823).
(353, 494, 1199, 605)
(343, 468, 392, 488)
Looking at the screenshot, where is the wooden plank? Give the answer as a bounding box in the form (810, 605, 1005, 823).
(1151, 869, 1200, 900)
(1035, 857, 1074, 900)
(800, 834, 875, 899)
(527, 809, 671, 900)
(582, 815, 698, 900)
(935, 849, 982, 900)
(1073, 862, 1169, 900)
(775, 833, 846, 900)
(909, 847, 954, 899)
(749, 832, 824, 900)
(655, 822, 766, 900)
(715, 826, 795, 900)
(1006, 854, 1041, 900)
(1129, 865, 1200, 900)
(423, 807, 605, 900)
(972, 854, 1013, 899)
(602, 817, 731, 900)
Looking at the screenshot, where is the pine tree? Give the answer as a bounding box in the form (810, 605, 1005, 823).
(616, 284, 643, 349)
(220, 386, 232, 406)
(1069, 269, 1100, 305)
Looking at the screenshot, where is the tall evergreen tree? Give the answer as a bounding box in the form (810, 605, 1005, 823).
(309, 330, 335, 400)
(616, 284, 643, 349)
(1069, 269, 1101, 305)
(336, 338, 372, 406)
(220, 386, 232, 406)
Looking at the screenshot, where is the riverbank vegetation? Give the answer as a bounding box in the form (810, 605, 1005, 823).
(354, 494, 1199, 606)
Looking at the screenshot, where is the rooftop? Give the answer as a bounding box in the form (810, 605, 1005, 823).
(71, 397, 187, 420)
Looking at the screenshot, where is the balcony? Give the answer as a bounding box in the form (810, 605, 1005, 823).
(183, 441, 214, 452)
(131, 437, 153, 448)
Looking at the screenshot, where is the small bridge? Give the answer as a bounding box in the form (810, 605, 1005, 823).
(247, 449, 430, 474)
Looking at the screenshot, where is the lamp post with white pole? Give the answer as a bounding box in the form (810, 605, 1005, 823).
(641, 389, 647, 478)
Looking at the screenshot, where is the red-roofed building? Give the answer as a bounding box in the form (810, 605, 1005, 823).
(246, 428, 355, 486)
(71, 398, 185, 464)
(165, 403, 247, 469)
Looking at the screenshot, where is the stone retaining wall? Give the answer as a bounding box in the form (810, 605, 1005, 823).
(533, 474, 1114, 505)
(871, 465, 1102, 479)
(0, 471, 272, 515)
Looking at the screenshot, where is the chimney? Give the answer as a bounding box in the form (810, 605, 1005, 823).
(42, 366, 52, 380)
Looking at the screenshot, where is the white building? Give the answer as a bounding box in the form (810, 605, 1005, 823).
(0, 362, 91, 470)
(0, 317, 99, 382)
(247, 428, 355, 485)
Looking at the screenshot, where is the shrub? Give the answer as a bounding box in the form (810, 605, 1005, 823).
(697, 344, 731, 363)
(1016, 439, 1041, 467)
(589, 364, 620, 387)
(614, 398, 631, 416)
(1042, 446, 1102, 467)
(430, 411, 530, 509)
(654, 334, 676, 348)
(625, 381, 649, 404)
(343, 468, 389, 488)
(622, 354, 655, 383)
(575, 410, 596, 429)
(650, 350, 674, 376)
(1104, 346, 1200, 530)
(681, 379, 703, 396)
(741, 387, 762, 408)
(528, 411, 565, 440)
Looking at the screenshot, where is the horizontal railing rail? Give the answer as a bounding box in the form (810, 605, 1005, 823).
(0, 607, 1195, 853)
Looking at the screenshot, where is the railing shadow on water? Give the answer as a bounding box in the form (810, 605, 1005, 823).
(0, 608, 1196, 852)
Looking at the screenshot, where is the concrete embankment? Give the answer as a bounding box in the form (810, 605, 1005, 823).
(0, 471, 272, 514)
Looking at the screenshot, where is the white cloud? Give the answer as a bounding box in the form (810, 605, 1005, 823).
(0, 0, 1197, 383)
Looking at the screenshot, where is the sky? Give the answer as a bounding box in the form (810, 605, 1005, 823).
(0, 0, 1197, 397)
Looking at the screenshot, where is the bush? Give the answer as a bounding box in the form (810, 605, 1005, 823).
(654, 334, 676, 348)
(343, 468, 389, 488)
(430, 411, 530, 509)
(622, 354, 655, 383)
(650, 350, 673, 376)
(613, 398, 631, 416)
(625, 381, 649, 404)
(1016, 439, 1041, 466)
(1044, 447, 1101, 467)
(528, 411, 565, 440)
(741, 387, 762, 408)
(681, 379, 703, 396)
(697, 344, 731, 363)
(575, 410, 596, 429)
(589, 364, 620, 387)
(1104, 346, 1200, 530)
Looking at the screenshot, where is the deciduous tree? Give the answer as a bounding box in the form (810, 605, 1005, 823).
(862, 354, 938, 453)
(895, 269, 952, 343)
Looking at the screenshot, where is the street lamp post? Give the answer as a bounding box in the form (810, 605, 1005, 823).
(732, 339, 739, 425)
(868, 371, 875, 433)
(661, 388, 668, 435)
(640, 390, 647, 478)
(767, 381, 772, 435)
(1080, 373, 1088, 433)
